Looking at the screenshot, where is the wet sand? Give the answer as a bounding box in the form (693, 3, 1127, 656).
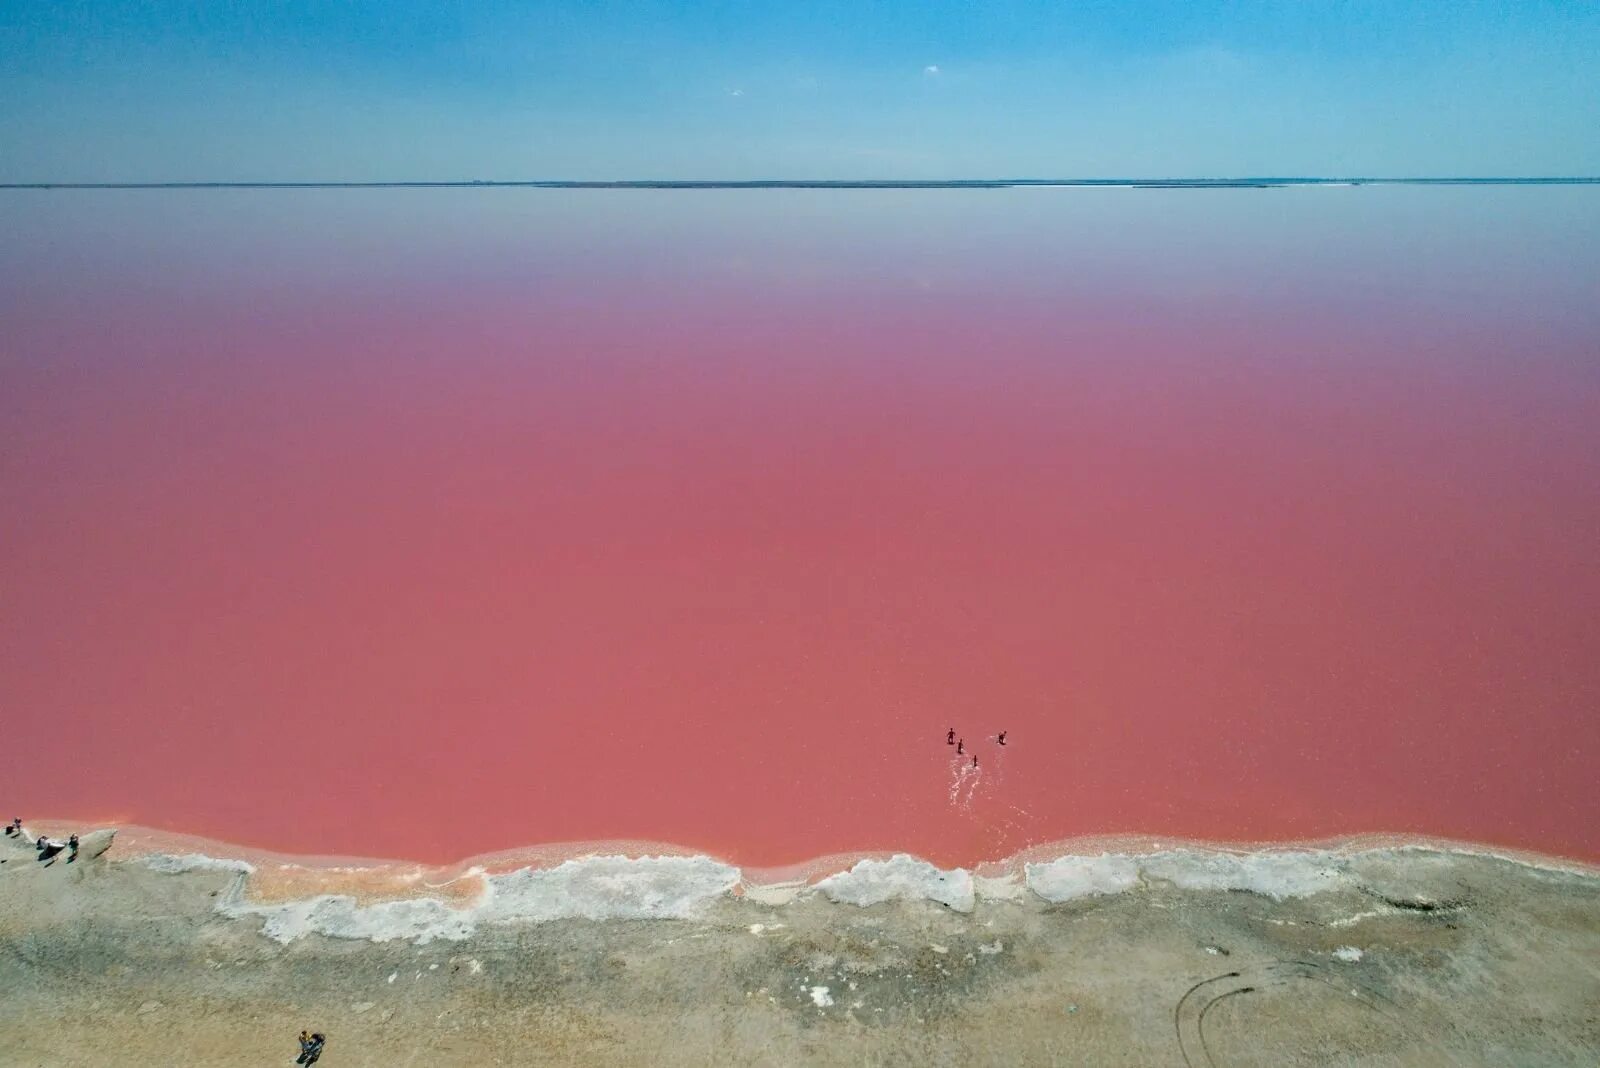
(3, 829, 1598, 1066)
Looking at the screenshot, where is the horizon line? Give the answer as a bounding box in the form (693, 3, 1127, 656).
(4, 176, 1600, 191)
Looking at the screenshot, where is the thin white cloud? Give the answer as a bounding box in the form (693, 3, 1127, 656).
(923, 64, 941, 76)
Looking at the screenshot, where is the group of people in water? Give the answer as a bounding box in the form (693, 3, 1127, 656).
(3, 817, 80, 864)
(296, 1030, 328, 1064)
(945, 728, 1007, 767)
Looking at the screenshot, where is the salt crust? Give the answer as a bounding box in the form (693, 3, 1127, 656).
(814, 854, 975, 912)
(141, 853, 256, 876)
(192, 855, 741, 944)
(1024, 849, 1347, 903)
(139, 845, 1593, 945)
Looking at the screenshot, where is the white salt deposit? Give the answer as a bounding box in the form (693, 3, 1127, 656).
(1024, 854, 1141, 901)
(1141, 850, 1346, 899)
(1328, 909, 1388, 928)
(809, 986, 834, 1007)
(1333, 946, 1364, 963)
(1026, 849, 1348, 903)
(973, 873, 1030, 901)
(741, 880, 807, 906)
(138, 841, 1598, 946)
(815, 854, 975, 912)
(481, 855, 740, 923)
(193, 854, 738, 944)
(153, 847, 1362, 943)
(223, 892, 475, 945)
(142, 853, 255, 876)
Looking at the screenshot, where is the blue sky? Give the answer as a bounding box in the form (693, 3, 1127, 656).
(3, 0, 1597, 179)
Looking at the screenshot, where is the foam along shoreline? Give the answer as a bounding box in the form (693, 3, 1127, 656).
(63, 826, 1594, 946)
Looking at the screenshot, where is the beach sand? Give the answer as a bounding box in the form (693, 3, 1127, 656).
(3, 828, 1599, 1066)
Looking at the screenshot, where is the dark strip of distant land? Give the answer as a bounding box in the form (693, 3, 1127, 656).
(3, 177, 1599, 190)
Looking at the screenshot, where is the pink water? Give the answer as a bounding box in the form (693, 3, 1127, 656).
(3, 189, 1598, 868)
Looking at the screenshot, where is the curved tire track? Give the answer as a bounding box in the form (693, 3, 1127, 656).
(1174, 959, 1454, 1067)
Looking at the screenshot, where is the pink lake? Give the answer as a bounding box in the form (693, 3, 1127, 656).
(3, 188, 1598, 868)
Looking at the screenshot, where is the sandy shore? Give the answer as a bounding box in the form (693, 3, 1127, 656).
(3, 828, 1599, 1066)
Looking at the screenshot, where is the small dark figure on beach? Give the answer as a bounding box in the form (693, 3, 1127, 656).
(957, 739, 964, 755)
(972, 754, 979, 768)
(4, 818, 20, 837)
(67, 834, 80, 862)
(998, 731, 1007, 746)
(296, 1031, 326, 1065)
(946, 728, 955, 745)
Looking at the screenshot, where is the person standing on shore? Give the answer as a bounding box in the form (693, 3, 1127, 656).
(296, 1031, 326, 1065)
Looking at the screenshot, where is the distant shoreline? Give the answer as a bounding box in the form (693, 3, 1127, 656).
(4, 177, 1600, 190)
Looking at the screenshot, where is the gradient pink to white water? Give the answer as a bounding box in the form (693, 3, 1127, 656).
(3, 188, 1598, 870)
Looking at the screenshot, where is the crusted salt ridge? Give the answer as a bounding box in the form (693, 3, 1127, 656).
(128, 836, 1600, 945)
(1018, 843, 1590, 903)
(480, 855, 742, 923)
(1022, 853, 1143, 900)
(225, 892, 474, 944)
(814, 854, 976, 912)
(169, 854, 742, 944)
(142, 852, 256, 876)
(1025, 848, 1348, 902)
